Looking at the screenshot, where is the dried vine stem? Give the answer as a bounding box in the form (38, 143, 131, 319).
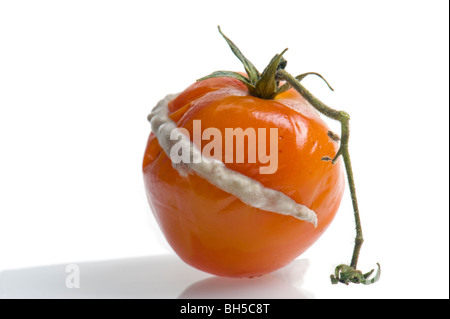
(276, 69, 380, 285)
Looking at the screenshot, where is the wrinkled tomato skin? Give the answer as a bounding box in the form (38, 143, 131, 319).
(143, 77, 345, 278)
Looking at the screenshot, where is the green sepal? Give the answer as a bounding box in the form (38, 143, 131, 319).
(197, 70, 256, 95)
(254, 48, 288, 99)
(296, 72, 335, 91)
(218, 26, 260, 84)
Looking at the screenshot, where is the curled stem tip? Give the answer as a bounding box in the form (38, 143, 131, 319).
(331, 263, 381, 285)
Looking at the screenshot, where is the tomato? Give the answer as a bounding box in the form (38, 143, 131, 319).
(142, 75, 345, 278)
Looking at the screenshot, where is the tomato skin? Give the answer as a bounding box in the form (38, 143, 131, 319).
(143, 77, 345, 278)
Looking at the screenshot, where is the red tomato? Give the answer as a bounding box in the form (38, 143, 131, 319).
(143, 76, 345, 277)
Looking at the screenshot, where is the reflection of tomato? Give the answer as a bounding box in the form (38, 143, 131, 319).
(143, 77, 345, 278)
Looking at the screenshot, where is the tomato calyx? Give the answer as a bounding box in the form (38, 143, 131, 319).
(197, 26, 286, 99)
(198, 26, 334, 100)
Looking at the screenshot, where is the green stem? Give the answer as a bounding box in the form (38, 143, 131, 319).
(342, 148, 364, 269)
(276, 69, 371, 283)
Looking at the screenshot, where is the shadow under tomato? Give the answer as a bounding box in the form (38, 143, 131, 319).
(0, 255, 312, 299)
(178, 259, 313, 299)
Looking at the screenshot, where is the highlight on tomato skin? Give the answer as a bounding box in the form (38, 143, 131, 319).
(142, 76, 345, 278)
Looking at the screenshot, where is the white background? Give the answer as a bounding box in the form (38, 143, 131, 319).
(0, 0, 448, 299)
